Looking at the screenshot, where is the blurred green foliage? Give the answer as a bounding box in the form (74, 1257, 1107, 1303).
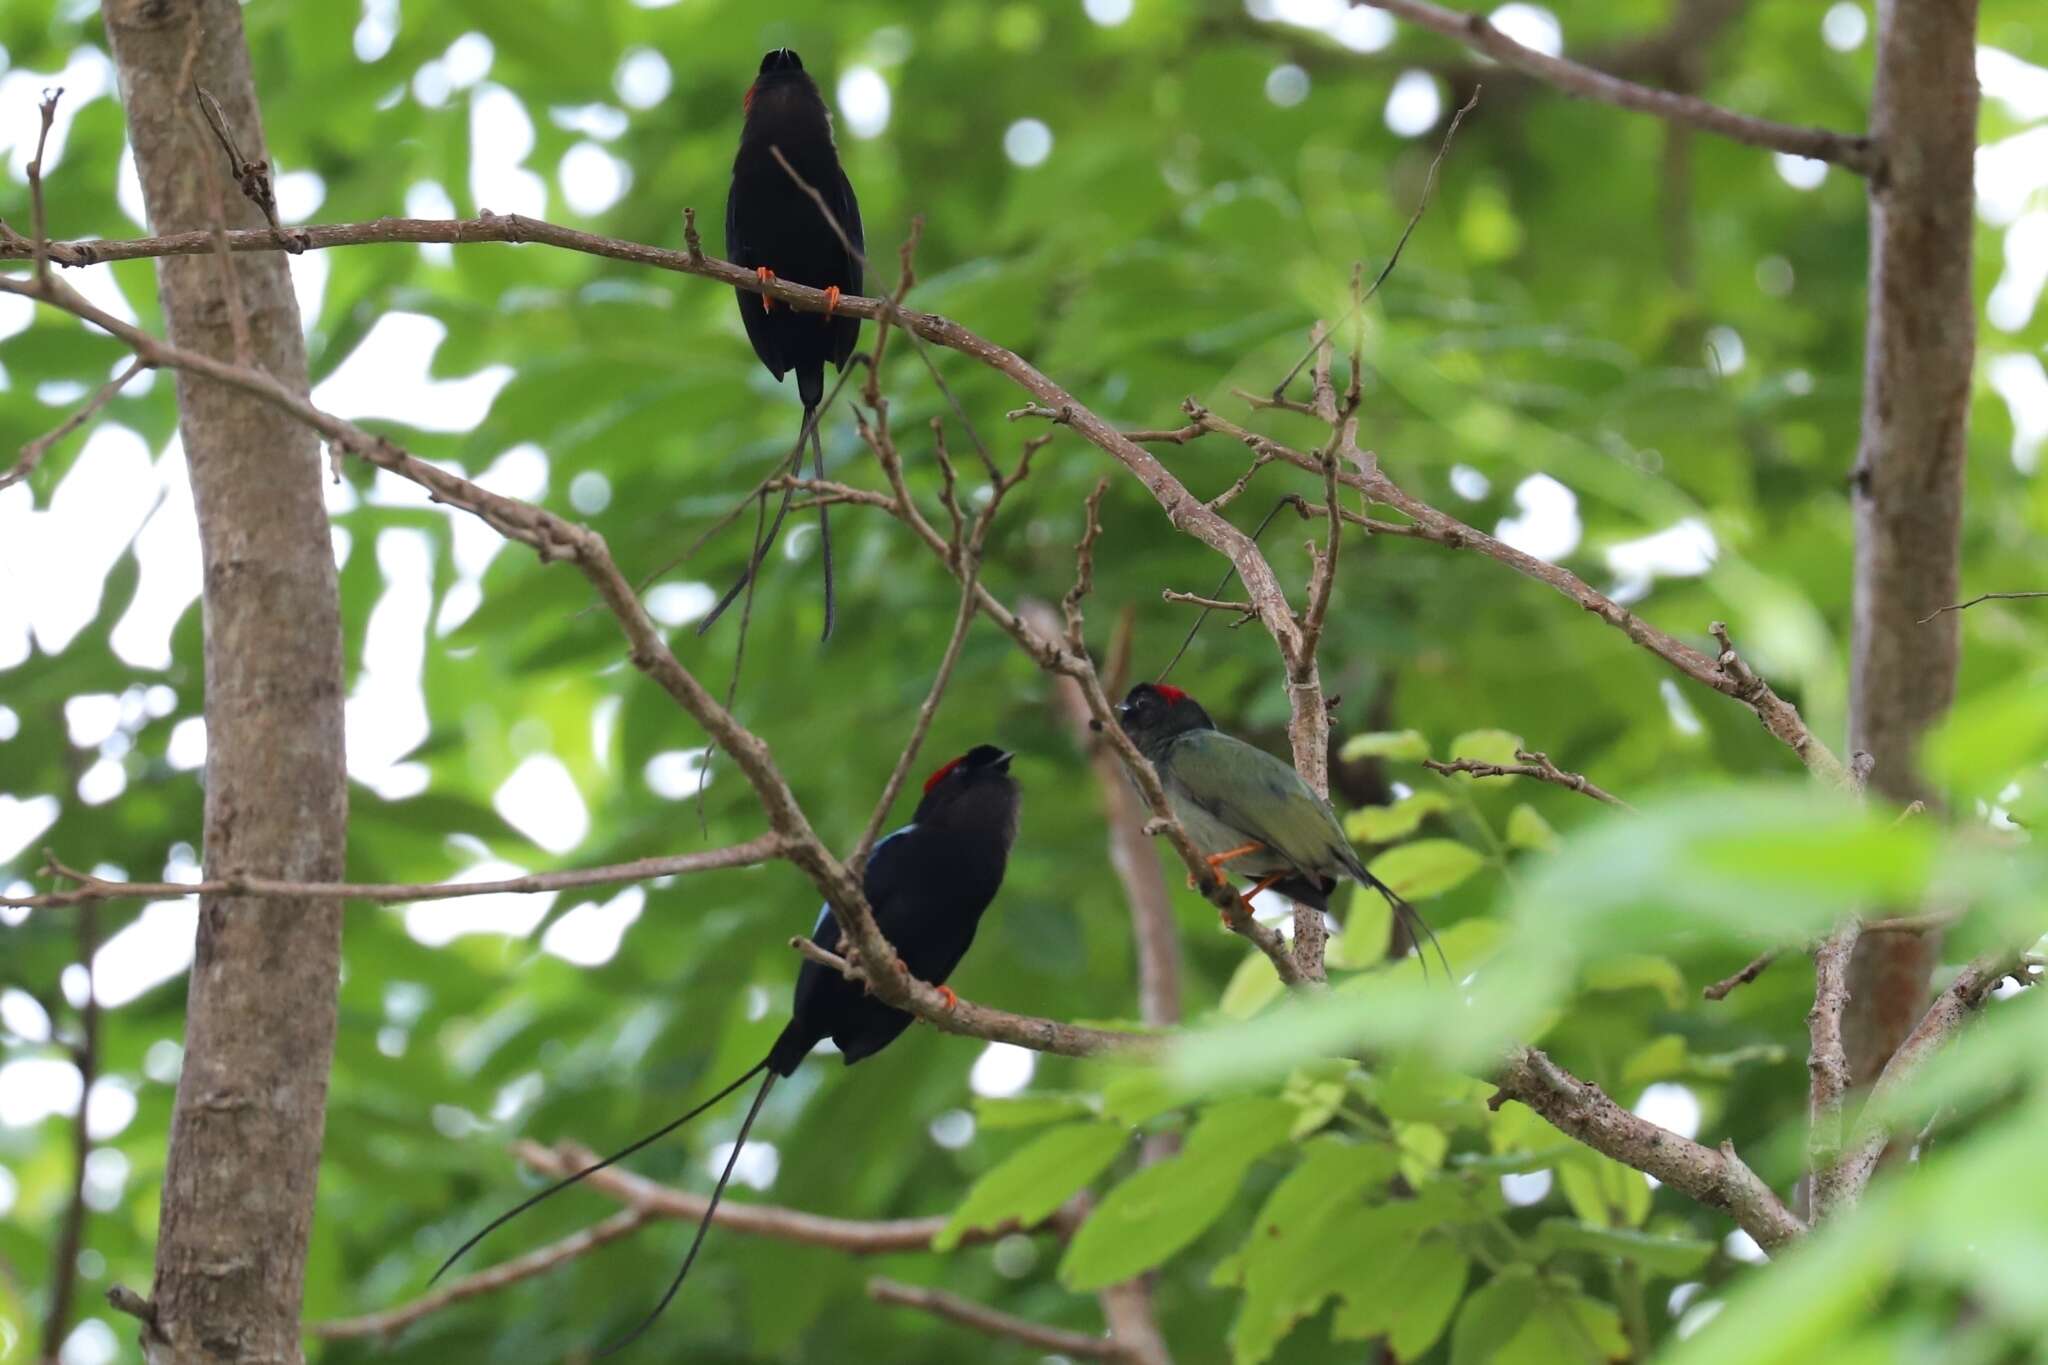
(2, 1, 2045, 1362)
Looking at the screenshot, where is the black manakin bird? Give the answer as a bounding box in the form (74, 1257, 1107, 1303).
(700, 47, 865, 643)
(429, 744, 1019, 1354)
(1115, 682, 1445, 973)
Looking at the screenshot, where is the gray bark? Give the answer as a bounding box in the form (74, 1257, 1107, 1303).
(101, 1, 347, 1359)
(1844, 0, 1980, 1082)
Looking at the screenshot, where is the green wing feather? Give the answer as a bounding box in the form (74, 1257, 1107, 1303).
(1165, 730, 1366, 882)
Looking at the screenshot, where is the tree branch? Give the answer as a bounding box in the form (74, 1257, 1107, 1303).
(787, 937, 1155, 1059)
(1917, 590, 2048, 622)
(0, 356, 149, 492)
(1360, 0, 1879, 173)
(1178, 404, 1849, 786)
(1023, 601, 1183, 1032)
(1824, 955, 2020, 1208)
(515, 1141, 1073, 1251)
(1805, 918, 1861, 1217)
(310, 1208, 653, 1341)
(2, 837, 788, 910)
(1491, 1045, 1806, 1251)
(1423, 749, 1633, 810)
(40, 905, 98, 1360)
(868, 1279, 1129, 1361)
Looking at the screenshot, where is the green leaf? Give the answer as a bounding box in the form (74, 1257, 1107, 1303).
(1184, 1096, 1302, 1162)
(1368, 839, 1488, 900)
(1341, 729, 1431, 762)
(1557, 1152, 1652, 1229)
(1347, 790, 1453, 843)
(1621, 1034, 1690, 1087)
(1326, 878, 1395, 968)
(1057, 1154, 1247, 1290)
(1450, 1268, 1541, 1365)
(1334, 1234, 1472, 1360)
(1220, 949, 1288, 1020)
(935, 1122, 1130, 1250)
(1506, 803, 1559, 852)
(972, 1093, 1098, 1129)
(1535, 1218, 1715, 1276)
(1224, 1139, 1401, 1363)
(1448, 729, 1525, 770)
(1496, 1292, 1629, 1364)
(1582, 953, 1686, 1009)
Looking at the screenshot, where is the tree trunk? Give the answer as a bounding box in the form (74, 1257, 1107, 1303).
(101, 1, 347, 1359)
(1843, 0, 1979, 1082)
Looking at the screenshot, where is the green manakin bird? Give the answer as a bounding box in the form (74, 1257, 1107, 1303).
(428, 745, 1019, 1353)
(1115, 682, 1443, 970)
(700, 47, 865, 642)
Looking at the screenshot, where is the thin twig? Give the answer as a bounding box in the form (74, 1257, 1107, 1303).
(3, 836, 787, 910)
(1423, 749, 1633, 810)
(312, 1209, 653, 1340)
(1, 357, 150, 492)
(1917, 591, 2048, 622)
(1272, 87, 1481, 396)
(40, 904, 97, 1359)
(27, 89, 61, 286)
(1702, 949, 1779, 1001)
(869, 1278, 1129, 1361)
(1361, 0, 1878, 173)
(519, 1141, 1078, 1247)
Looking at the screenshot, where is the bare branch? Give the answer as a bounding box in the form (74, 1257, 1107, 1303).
(1362, 0, 1878, 173)
(517, 1141, 1076, 1251)
(1492, 1045, 1806, 1251)
(2, 836, 788, 910)
(1806, 918, 1861, 1216)
(1024, 601, 1183, 1030)
(1272, 86, 1481, 397)
(1422, 749, 1633, 810)
(1702, 949, 1779, 1001)
(40, 904, 97, 1359)
(1917, 590, 2048, 623)
(23, 88, 62, 286)
(1, 356, 149, 492)
(312, 1209, 652, 1341)
(869, 1279, 1129, 1361)
(785, 936, 1156, 1059)
(1824, 955, 2024, 1209)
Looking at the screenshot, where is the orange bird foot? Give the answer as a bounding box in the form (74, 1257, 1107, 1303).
(1220, 873, 1285, 927)
(823, 284, 842, 319)
(1206, 842, 1266, 872)
(756, 265, 777, 311)
(935, 985, 958, 1011)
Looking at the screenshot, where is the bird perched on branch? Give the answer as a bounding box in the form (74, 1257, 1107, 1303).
(1115, 682, 1444, 972)
(700, 47, 865, 643)
(430, 745, 1019, 1353)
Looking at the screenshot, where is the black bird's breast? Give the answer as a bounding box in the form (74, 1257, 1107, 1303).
(725, 119, 863, 396)
(773, 823, 1007, 1073)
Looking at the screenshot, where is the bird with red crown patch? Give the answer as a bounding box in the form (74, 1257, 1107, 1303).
(430, 745, 1018, 1353)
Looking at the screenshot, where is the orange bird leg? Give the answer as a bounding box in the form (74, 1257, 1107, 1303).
(935, 985, 958, 1011)
(1223, 873, 1287, 926)
(1187, 841, 1267, 890)
(822, 283, 842, 320)
(756, 265, 777, 311)
(1206, 842, 1266, 871)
